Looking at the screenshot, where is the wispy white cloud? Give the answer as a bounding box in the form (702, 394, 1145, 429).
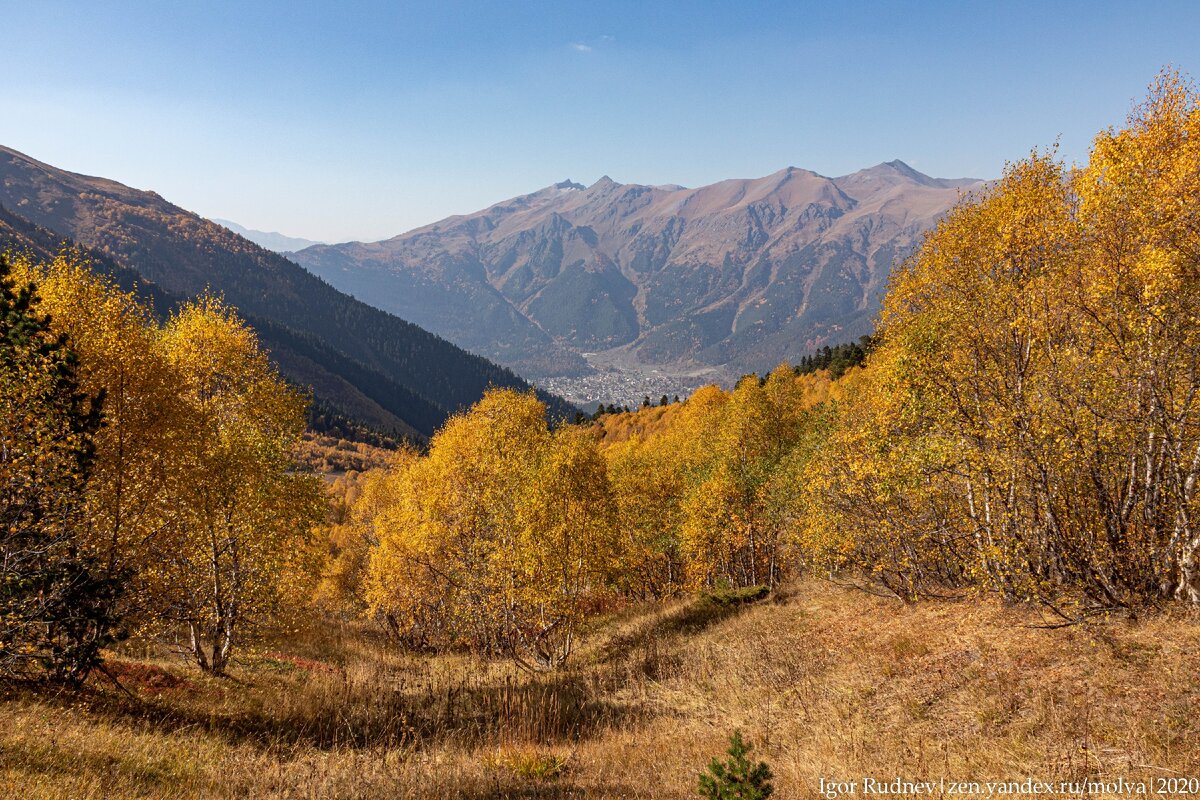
(569, 36, 614, 53)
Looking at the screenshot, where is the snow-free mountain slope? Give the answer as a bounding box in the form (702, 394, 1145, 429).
(292, 162, 983, 384)
(213, 219, 324, 254)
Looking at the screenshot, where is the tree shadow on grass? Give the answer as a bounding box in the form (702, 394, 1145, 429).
(593, 585, 771, 673)
(0, 729, 202, 795)
(6, 664, 639, 755)
(7, 587, 771, 758)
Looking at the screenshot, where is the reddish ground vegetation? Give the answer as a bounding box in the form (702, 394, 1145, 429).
(103, 660, 194, 695)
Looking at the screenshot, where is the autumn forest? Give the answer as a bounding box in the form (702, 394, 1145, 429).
(4, 75, 1200, 798)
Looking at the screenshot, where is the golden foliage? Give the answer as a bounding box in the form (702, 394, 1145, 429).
(804, 71, 1200, 608)
(10, 255, 189, 625)
(364, 390, 616, 669)
(161, 297, 326, 672)
(7, 253, 326, 673)
(292, 432, 396, 475)
(355, 369, 842, 662)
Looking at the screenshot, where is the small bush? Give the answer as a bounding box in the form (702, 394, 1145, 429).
(702, 585, 770, 607)
(486, 748, 569, 780)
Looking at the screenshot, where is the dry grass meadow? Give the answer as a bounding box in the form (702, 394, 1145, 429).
(3, 580, 1198, 799)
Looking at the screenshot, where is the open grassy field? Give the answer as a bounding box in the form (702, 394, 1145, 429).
(3, 580, 1198, 799)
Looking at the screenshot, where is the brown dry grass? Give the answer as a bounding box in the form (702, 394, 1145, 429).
(3, 580, 1199, 798)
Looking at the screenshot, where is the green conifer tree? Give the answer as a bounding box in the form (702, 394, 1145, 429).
(0, 254, 117, 684)
(698, 730, 774, 800)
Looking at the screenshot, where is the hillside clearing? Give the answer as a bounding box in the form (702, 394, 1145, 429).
(3, 580, 1197, 799)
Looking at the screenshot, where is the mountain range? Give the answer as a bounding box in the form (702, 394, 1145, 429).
(290, 162, 983, 392)
(0, 145, 574, 440)
(0, 143, 983, 421)
(212, 219, 324, 253)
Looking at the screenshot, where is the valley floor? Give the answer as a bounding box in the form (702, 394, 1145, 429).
(3, 580, 1198, 799)
(537, 346, 730, 409)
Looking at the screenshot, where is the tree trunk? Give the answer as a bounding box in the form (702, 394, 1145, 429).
(189, 622, 211, 672)
(1177, 535, 1200, 604)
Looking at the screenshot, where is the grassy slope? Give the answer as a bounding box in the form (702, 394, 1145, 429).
(3, 581, 1198, 799)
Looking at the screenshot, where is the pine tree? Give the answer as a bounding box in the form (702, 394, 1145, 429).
(0, 254, 116, 684)
(698, 730, 774, 799)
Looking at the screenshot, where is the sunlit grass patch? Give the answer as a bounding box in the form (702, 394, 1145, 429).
(483, 747, 571, 781)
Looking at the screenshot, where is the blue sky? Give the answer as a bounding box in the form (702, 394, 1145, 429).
(2, 1, 1197, 242)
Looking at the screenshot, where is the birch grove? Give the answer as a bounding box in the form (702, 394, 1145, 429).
(803, 73, 1200, 610)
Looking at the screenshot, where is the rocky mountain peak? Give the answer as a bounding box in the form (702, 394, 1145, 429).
(589, 175, 619, 190)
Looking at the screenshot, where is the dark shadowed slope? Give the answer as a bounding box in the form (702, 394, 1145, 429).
(0, 203, 433, 439)
(0, 146, 577, 437)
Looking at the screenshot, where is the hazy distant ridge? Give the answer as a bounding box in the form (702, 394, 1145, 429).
(213, 219, 324, 253)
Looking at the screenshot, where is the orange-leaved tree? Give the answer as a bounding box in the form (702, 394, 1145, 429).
(161, 297, 325, 673)
(803, 71, 1200, 609)
(365, 389, 618, 669)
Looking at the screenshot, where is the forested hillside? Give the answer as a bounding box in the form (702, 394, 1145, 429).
(0, 203, 428, 441)
(0, 204, 178, 314)
(0, 148, 576, 437)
